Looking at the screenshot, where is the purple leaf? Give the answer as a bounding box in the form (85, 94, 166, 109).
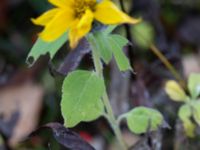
(58, 38, 91, 76)
(30, 123, 95, 150)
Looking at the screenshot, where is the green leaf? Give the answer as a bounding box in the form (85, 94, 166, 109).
(125, 107, 163, 134)
(104, 25, 117, 35)
(27, 32, 68, 66)
(178, 104, 195, 137)
(61, 70, 104, 127)
(88, 30, 131, 71)
(165, 80, 187, 102)
(93, 32, 113, 64)
(191, 101, 200, 126)
(131, 21, 154, 49)
(188, 73, 200, 99)
(108, 34, 131, 71)
(90, 25, 117, 64)
(182, 119, 196, 138)
(178, 104, 192, 122)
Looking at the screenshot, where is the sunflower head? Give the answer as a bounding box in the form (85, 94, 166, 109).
(74, 0, 96, 18)
(32, 0, 141, 49)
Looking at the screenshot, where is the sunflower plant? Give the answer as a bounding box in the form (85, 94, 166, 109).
(27, 0, 165, 149)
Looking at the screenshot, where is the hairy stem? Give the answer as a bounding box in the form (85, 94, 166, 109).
(87, 34, 127, 150)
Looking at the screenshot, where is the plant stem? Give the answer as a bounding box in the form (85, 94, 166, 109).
(132, 25, 186, 88)
(102, 93, 127, 150)
(119, 0, 186, 88)
(150, 44, 186, 88)
(87, 34, 127, 150)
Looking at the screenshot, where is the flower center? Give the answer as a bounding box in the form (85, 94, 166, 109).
(73, 0, 96, 18)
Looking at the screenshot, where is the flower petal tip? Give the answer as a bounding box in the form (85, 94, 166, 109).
(31, 18, 37, 24)
(69, 41, 78, 49)
(129, 17, 142, 24)
(31, 17, 44, 26)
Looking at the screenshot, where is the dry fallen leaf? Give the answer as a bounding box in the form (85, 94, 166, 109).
(182, 55, 200, 78)
(0, 81, 43, 147)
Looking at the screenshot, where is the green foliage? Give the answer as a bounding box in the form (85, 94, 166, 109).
(91, 26, 118, 65)
(61, 70, 104, 127)
(178, 105, 192, 121)
(165, 73, 200, 138)
(188, 73, 200, 99)
(93, 31, 113, 64)
(191, 101, 200, 126)
(92, 30, 131, 71)
(125, 107, 164, 134)
(131, 21, 154, 49)
(104, 25, 117, 35)
(165, 80, 187, 102)
(27, 32, 68, 66)
(178, 104, 195, 137)
(108, 35, 131, 71)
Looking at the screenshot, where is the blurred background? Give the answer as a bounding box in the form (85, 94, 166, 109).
(0, 0, 200, 149)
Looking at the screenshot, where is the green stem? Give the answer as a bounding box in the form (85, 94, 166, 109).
(87, 34, 127, 150)
(117, 113, 128, 126)
(131, 19, 186, 88)
(150, 44, 186, 88)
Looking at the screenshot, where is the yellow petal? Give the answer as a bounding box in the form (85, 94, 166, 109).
(48, 0, 74, 8)
(40, 9, 74, 42)
(69, 9, 94, 48)
(31, 8, 59, 26)
(68, 20, 79, 48)
(94, 0, 141, 24)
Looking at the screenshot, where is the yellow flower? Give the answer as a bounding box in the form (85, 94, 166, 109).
(32, 0, 140, 48)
